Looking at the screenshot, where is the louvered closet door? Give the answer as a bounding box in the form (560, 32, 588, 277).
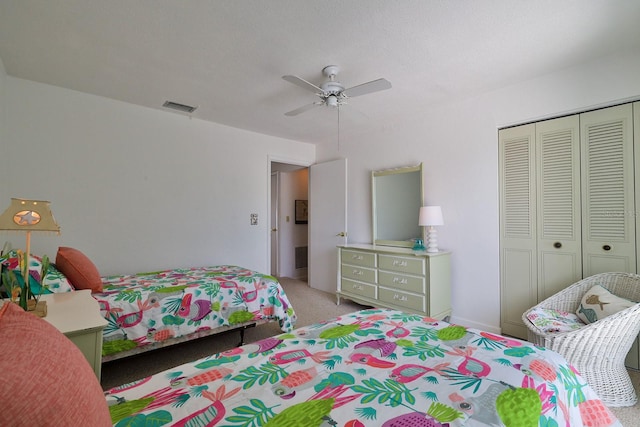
(536, 116, 582, 300)
(581, 104, 636, 275)
(635, 102, 640, 271)
(630, 102, 640, 370)
(499, 124, 537, 339)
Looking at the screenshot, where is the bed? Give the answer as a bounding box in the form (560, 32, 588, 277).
(104, 308, 621, 427)
(0, 247, 297, 362)
(95, 264, 297, 361)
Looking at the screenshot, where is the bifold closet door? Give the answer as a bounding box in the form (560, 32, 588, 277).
(581, 103, 636, 275)
(500, 116, 582, 339)
(499, 124, 537, 339)
(629, 102, 640, 370)
(536, 115, 582, 301)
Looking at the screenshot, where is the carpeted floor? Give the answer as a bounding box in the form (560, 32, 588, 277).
(609, 369, 640, 425)
(100, 277, 639, 424)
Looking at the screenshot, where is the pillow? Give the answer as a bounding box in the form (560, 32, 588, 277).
(576, 284, 636, 324)
(0, 302, 111, 426)
(0, 249, 74, 294)
(55, 247, 103, 293)
(526, 307, 585, 334)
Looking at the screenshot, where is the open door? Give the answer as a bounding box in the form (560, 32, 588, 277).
(270, 171, 279, 276)
(308, 158, 347, 293)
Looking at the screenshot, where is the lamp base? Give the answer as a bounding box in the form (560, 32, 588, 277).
(426, 227, 439, 253)
(27, 300, 47, 317)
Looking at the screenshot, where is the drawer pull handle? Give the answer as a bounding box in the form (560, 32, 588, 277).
(352, 255, 363, 260)
(352, 269, 363, 276)
(352, 284, 363, 290)
(393, 294, 408, 302)
(603, 244, 612, 251)
(392, 260, 408, 267)
(553, 242, 562, 249)
(393, 277, 408, 285)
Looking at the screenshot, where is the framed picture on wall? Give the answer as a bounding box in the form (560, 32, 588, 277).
(295, 200, 308, 224)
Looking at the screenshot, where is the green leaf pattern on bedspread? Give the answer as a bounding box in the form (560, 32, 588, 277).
(105, 308, 621, 427)
(95, 265, 296, 357)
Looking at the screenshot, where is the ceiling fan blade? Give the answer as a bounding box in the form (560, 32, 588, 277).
(343, 78, 392, 98)
(285, 102, 321, 117)
(282, 75, 324, 94)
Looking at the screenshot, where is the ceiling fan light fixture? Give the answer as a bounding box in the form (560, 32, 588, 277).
(283, 65, 391, 116)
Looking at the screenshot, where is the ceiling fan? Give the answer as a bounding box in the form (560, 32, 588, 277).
(282, 65, 392, 116)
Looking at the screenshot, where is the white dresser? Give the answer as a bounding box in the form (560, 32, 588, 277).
(337, 244, 451, 319)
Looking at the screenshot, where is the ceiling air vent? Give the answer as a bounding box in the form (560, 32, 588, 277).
(162, 100, 197, 113)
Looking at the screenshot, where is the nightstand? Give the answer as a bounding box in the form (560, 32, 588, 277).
(40, 289, 107, 379)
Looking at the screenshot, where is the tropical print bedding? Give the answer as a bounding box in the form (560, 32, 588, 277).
(105, 308, 621, 427)
(95, 265, 296, 359)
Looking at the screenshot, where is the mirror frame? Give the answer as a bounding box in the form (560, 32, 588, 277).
(372, 163, 424, 247)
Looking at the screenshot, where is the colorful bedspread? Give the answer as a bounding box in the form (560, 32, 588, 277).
(105, 308, 621, 427)
(95, 265, 296, 358)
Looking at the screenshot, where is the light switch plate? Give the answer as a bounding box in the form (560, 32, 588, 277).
(250, 213, 258, 225)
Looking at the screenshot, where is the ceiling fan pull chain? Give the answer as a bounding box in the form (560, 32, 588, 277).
(337, 104, 341, 152)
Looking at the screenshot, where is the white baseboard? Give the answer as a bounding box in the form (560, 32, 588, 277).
(448, 314, 501, 335)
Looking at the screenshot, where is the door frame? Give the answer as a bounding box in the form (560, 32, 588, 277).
(268, 156, 312, 278)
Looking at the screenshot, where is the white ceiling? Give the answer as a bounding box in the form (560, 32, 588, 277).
(1, 0, 639, 146)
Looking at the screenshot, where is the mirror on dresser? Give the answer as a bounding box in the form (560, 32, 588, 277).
(372, 163, 424, 247)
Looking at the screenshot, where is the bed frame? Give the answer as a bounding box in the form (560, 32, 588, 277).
(101, 318, 271, 362)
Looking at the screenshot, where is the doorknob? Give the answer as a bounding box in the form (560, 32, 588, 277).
(271, 228, 277, 232)
(336, 232, 347, 237)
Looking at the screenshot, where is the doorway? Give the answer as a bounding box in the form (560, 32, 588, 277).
(270, 162, 309, 281)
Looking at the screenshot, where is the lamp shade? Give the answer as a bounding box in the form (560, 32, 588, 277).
(419, 206, 444, 226)
(0, 199, 60, 233)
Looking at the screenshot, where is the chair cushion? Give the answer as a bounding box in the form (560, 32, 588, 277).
(526, 307, 585, 334)
(0, 302, 111, 426)
(576, 284, 636, 324)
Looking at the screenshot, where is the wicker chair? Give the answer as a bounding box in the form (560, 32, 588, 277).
(522, 272, 640, 407)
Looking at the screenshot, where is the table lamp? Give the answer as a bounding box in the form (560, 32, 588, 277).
(0, 199, 60, 304)
(419, 206, 444, 253)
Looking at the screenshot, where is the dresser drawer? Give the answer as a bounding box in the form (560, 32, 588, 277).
(341, 278, 377, 299)
(341, 265, 376, 283)
(378, 271, 425, 294)
(341, 249, 376, 268)
(378, 287, 425, 312)
(379, 254, 425, 275)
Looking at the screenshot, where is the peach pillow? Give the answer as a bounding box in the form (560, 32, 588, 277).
(56, 247, 103, 293)
(0, 302, 111, 426)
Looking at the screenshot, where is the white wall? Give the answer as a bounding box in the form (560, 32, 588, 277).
(0, 57, 7, 208)
(317, 49, 640, 332)
(1, 77, 315, 275)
